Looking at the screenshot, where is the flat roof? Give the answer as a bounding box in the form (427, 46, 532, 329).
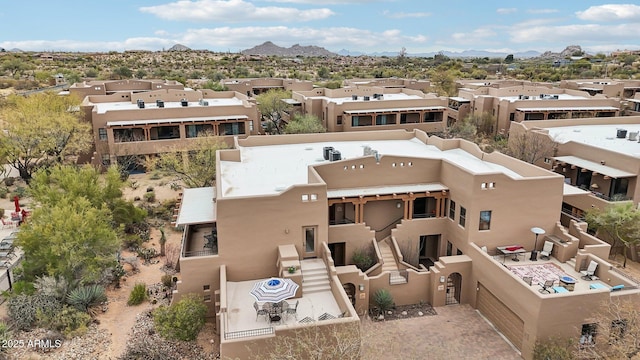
(554, 156, 635, 178)
(343, 106, 445, 114)
(546, 124, 640, 158)
(449, 97, 471, 103)
(499, 94, 588, 102)
(563, 183, 590, 196)
(107, 115, 248, 127)
(327, 183, 448, 198)
(94, 98, 244, 114)
(219, 138, 524, 198)
(307, 92, 422, 105)
(516, 106, 618, 112)
(175, 187, 216, 225)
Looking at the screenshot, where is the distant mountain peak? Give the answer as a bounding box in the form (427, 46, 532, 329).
(242, 41, 336, 57)
(168, 44, 191, 52)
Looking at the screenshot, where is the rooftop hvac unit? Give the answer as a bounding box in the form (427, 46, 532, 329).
(616, 129, 627, 139)
(199, 99, 209, 106)
(352, 95, 358, 100)
(552, 95, 559, 99)
(136, 99, 145, 109)
(180, 99, 188, 107)
(363, 145, 372, 156)
(329, 150, 341, 162)
(363, 96, 370, 101)
(373, 93, 379, 99)
(323, 146, 334, 160)
(156, 100, 164, 108)
(540, 94, 545, 99)
(628, 131, 638, 141)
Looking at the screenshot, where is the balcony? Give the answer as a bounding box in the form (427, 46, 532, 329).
(182, 224, 218, 258)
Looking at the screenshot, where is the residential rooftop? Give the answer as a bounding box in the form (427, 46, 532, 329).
(93, 98, 244, 114)
(496, 93, 588, 102)
(305, 92, 423, 105)
(545, 124, 640, 158)
(218, 137, 524, 198)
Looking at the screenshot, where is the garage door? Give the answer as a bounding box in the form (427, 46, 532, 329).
(476, 283, 524, 350)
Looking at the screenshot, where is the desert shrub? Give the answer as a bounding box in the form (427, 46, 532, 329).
(122, 233, 144, 250)
(0, 187, 8, 199)
(34, 276, 69, 301)
(128, 283, 148, 306)
(352, 246, 375, 272)
(138, 247, 158, 263)
(37, 305, 91, 338)
(533, 337, 575, 360)
(373, 289, 394, 314)
(161, 274, 173, 288)
(0, 321, 11, 353)
(152, 199, 177, 220)
(7, 294, 62, 330)
(3, 177, 15, 186)
(144, 191, 156, 202)
(149, 172, 162, 180)
(122, 256, 141, 272)
(170, 182, 181, 191)
(11, 186, 27, 199)
(146, 186, 155, 192)
(153, 294, 207, 341)
(66, 285, 106, 316)
(11, 281, 36, 296)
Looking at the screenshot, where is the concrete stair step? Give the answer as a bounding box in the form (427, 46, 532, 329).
(303, 284, 331, 294)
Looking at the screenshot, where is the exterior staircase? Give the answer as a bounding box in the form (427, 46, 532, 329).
(300, 259, 331, 295)
(378, 237, 408, 285)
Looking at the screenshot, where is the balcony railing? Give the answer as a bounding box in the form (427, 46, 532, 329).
(224, 327, 274, 340)
(329, 218, 355, 225)
(412, 213, 436, 219)
(183, 249, 218, 258)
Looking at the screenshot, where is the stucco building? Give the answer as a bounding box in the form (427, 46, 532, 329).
(343, 78, 431, 91)
(69, 79, 185, 99)
(456, 85, 621, 135)
(79, 88, 259, 167)
(508, 116, 640, 223)
(290, 87, 448, 134)
(221, 77, 313, 97)
(172, 129, 640, 359)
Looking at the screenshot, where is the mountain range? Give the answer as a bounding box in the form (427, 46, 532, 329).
(241, 41, 545, 58)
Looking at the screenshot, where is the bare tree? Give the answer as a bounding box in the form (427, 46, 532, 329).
(506, 130, 557, 164)
(579, 298, 640, 359)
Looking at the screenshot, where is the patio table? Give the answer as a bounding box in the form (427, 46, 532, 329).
(497, 245, 526, 262)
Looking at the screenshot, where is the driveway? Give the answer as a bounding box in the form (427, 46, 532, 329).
(361, 304, 521, 360)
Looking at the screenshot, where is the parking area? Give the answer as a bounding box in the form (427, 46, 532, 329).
(361, 304, 521, 360)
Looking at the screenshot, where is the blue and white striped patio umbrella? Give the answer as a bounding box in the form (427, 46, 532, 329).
(250, 278, 299, 303)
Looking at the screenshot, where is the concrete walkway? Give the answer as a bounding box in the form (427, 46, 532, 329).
(362, 304, 521, 360)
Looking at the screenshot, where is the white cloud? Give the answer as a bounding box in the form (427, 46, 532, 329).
(527, 8, 558, 14)
(0, 38, 177, 52)
(509, 23, 639, 44)
(496, 8, 517, 15)
(382, 10, 430, 19)
(451, 27, 498, 45)
(576, 4, 640, 22)
(264, 0, 376, 3)
(139, 0, 334, 22)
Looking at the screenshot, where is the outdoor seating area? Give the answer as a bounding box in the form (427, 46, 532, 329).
(0, 230, 18, 267)
(226, 278, 343, 334)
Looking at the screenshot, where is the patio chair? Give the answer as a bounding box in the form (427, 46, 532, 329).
(522, 276, 533, 286)
(285, 300, 298, 320)
(538, 279, 555, 294)
(539, 241, 554, 260)
(253, 301, 268, 321)
(580, 260, 598, 280)
(1, 218, 14, 229)
(268, 313, 282, 325)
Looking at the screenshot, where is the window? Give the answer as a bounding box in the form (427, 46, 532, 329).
(456, 249, 463, 255)
(98, 128, 107, 141)
(446, 241, 453, 256)
(302, 194, 309, 202)
(203, 294, 211, 302)
(376, 114, 387, 125)
(610, 319, 627, 341)
(337, 115, 343, 125)
(304, 226, 316, 254)
(449, 201, 456, 220)
(310, 194, 318, 201)
(479, 210, 491, 230)
(203, 285, 210, 291)
(459, 207, 466, 227)
(101, 154, 111, 166)
(580, 323, 597, 348)
(352, 116, 359, 126)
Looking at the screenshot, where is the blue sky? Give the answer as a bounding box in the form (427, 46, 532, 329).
(1, 1, 639, 54)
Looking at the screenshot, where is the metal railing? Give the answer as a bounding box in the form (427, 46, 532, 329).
(183, 249, 218, 258)
(224, 327, 274, 340)
(412, 213, 436, 219)
(374, 216, 404, 233)
(329, 218, 355, 225)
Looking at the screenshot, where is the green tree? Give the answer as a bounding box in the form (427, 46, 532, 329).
(429, 69, 456, 96)
(1, 56, 32, 78)
(445, 117, 477, 141)
(585, 203, 640, 267)
(256, 89, 292, 134)
(155, 132, 226, 188)
(113, 66, 132, 79)
(504, 54, 514, 64)
(16, 196, 119, 285)
(284, 114, 326, 134)
(0, 92, 92, 181)
(153, 294, 207, 341)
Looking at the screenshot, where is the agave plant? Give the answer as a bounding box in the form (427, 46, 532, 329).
(66, 285, 107, 316)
